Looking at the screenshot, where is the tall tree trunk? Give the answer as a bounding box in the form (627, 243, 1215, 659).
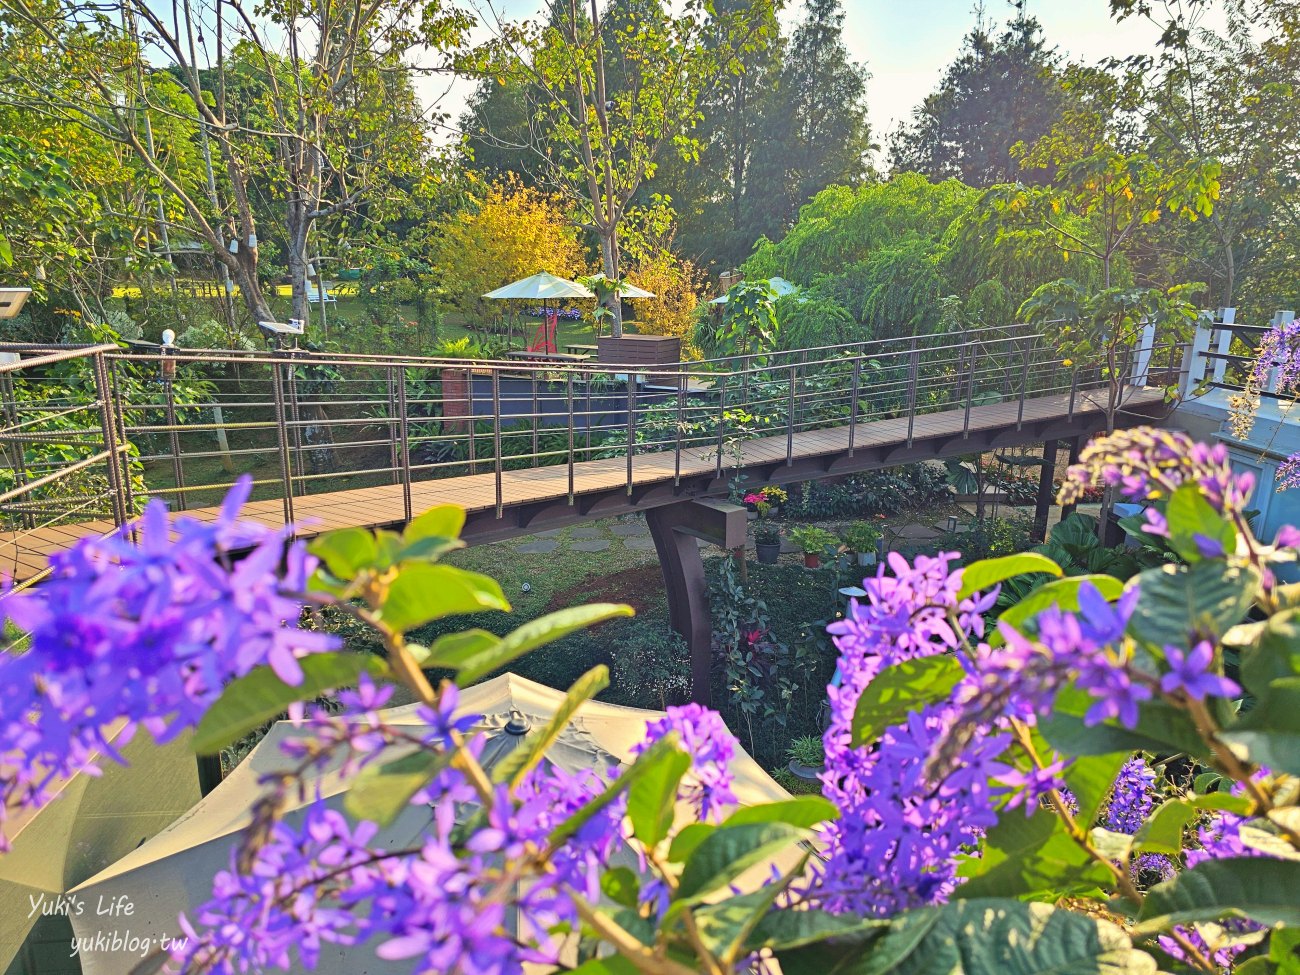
(600, 231, 624, 337)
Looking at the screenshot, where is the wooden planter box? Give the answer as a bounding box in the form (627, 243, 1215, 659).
(597, 334, 682, 388)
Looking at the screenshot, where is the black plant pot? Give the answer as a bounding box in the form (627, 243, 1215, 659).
(787, 759, 824, 782)
(755, 540, 781, 564)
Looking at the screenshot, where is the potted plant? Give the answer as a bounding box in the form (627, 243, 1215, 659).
(790, 525, 838, 569)
(786, 734, 824, 781)
(841, 521, 882, 567)
(754, 523, 782, 564)
(434, 336, 485, 432)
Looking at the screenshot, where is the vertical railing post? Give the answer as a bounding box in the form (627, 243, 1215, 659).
(111, 359, 135, 518)
(1016, 339, 1031, 430)
(493, 368, 503, 517)
(906, 336, 919, 448)
(674, 368, 686, 486)
(625, 373, 636, 495)
(786, 362, 796, 466)
(715, 376, 726, 480)
(396, 366, 412, 524)
(162, 351, 186, 510)
(962, 337, 978, 437)
(91, 351, 129, 528)
(530, 370, 540, 459)
(286, 356, 304, 494)
(466, 367, 477, 475)
(386, 367, 401, 486)
(270, 356, 295, 526)
(566, 371, 575, 505)
(848, 356, 861, 457)
(0, 364, 31, 528)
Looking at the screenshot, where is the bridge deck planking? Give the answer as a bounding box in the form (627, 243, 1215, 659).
(1, 388, 1159, 582)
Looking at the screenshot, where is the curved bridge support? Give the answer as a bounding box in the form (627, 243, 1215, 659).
(645, 500, 747, 706)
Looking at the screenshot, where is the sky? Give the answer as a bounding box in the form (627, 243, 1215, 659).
(420, 0, 1217, 152)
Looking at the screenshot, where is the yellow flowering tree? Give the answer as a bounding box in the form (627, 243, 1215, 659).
(429, 178, 588, 317)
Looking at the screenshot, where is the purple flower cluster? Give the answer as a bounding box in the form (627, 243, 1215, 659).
(0, 478, 335, 847)
(176, 755, 625, 975)
(633, 703, 736, 822)
(1103, 757, 1156, 834)
(1057, 427, 1254, 519)
(815, 553, 1010, 915)
(962, 584, 1147, 729)
(1249, 318, 1300, 396)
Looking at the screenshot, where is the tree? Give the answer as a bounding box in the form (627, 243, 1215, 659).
(0, 0, 467, 327)
(472, 0, 777, 336)
(427, 177, 587, 316)
(1107, 0, 1300, 308)
(742, 0, 872, 239)
(653, 0, 784, 272)
(888, 16, 1070, 187)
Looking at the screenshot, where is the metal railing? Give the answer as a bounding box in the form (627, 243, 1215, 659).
(1181, 307, 1295, 400)
(0, 323, 1184, 561)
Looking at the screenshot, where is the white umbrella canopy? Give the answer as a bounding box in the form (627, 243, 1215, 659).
(0, 723, 201, 974)
(482, 272, 595, 301)
(582, 273, 656, 299)
(70, 674, 795, 975)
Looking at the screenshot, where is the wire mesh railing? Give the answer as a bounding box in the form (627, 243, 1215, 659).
(0, 324, 1185, 568)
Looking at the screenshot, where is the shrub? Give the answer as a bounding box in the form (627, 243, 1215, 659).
(608, 621, 690, 710)
(789, 525, 839, 555)
(786, 734, 824, 768)
(840, 521, 882, 554)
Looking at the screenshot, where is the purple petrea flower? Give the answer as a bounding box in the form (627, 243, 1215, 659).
(1160, 642, 1241, 702)
(0, 478, 338, 847)
(633, 703, 737, 822)
(991, 760, 1068, 815)
(813, 553, 1010, 916)
(1103, 757, 1157, 835)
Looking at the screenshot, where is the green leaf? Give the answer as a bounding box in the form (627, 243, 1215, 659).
(628, 745, 691, 848)
(549, 737, 680, 846)
(565, 952, 639, 975)
(1133, 799, 1195, 855)
(600, 866, 641, 909)
(345, 749, 447, 826)
(378, 564, 511, 632)
(958, 553, 1063, 600)
(996, 574, 1124, 636)
(1240, 612, 1300, 699)
(193, 653, 389, 755)
(492, 666, 610, 787)
(424, 629, 500, 670)
(693, 864, 803, 965)
(746, 909, 888, 953)
(1224, 676, 1300, 773)
(1190, 792, 1254, 815)
(956, 808, 1113, 901)
(1041, 688, 1210, 761)
(667, 823, 714, 864)
(858, 899, 1156, 975)
(309, 527, 378, 579)
(455, 603, 634, 683)
(1090, 827, 1135, 863)
(1136, 858, 1300, 933)
(1165, 482, 1237, 563)
(404, 505, 466, 542)
(850, 655, 965, 746)
(676, 823, 810, 903)
(1126, 562, 1259, 649)
(723, 796, 839, 829)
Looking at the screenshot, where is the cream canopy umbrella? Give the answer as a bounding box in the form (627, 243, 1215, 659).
(70, 674, 795, 975)
(483, 273, 595, 353)
(582, 273, 656, 300)
(0, 723, 201, 974)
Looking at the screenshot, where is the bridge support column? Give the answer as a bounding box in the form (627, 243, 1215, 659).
(645, 500, 748, 706)
(1032, 440, 1060, 542)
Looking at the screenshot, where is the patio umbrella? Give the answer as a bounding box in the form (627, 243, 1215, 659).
(582, 272, 656, 300)
(70, 673, 795, 975)
(483, 273, 595, 353)
(0, 722, 201, 973)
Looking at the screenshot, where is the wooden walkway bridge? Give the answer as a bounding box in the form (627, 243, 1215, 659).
(1, 327, 1180, 698)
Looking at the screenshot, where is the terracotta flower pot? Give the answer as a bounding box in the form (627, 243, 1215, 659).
(803, 553, 820, 569)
